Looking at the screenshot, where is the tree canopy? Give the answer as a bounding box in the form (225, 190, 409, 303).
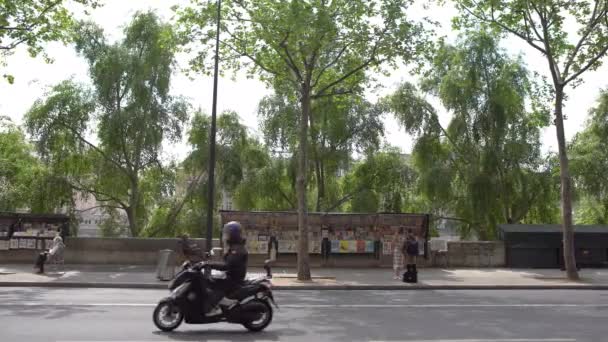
(0, 0, 99, 83)
(25, 11, 188, 237)
(386, 31, 559, 239)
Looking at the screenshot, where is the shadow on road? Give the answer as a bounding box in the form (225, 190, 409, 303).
(2, 304, 104, 320)
(153, 327, 304, 341)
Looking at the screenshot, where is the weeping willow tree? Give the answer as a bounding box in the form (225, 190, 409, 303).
(26, 12, 189, 237)
(142, 110, 271, 237)
(571, 90, 608, 224)
(258, 90, 385, 212)
(334, 148, 420, 213)
(386, 31, 559, 239)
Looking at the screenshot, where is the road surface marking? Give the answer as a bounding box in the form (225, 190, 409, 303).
(56, 339, 577, 342)
(370, 339, 576, 342)
(2, 303, 608, 308)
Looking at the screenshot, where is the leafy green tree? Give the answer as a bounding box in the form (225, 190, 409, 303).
(25, 12, 188, 237)
(259, 92, 384, 212)
(453, 0, 608, 281)
(176, 0, 430, 279)
(571, 90, 608, 224)
(143, 110, 271, 237)
(339, 148, 419, 213)
(386, 31, 558, 239)
(0, 118, 73, 212)
(0, 0, 99, 83)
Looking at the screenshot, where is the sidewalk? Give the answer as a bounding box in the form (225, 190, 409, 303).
(1, 264, 608, 289)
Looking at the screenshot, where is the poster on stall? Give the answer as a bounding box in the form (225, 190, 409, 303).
(18, 238, 28, 249)
(365, 240, 374, 253)
(10, 239, 18, 249)
(278, 240, 296, 253)
(356, 240, 365, 253)
(0, 240, 8, 250)
(331, 240, 340, 253)
(347, 240, 357, 252)
(308, 241, 320, 253)
(383, 241, 393, 255)
(26, 239, 36, 249)
(339, 240, 349, 253)
(247, 240, 258, 254)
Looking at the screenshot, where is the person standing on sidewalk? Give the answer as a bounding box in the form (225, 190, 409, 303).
(403, 229, 419, 283)
(391, 228, 405, 280)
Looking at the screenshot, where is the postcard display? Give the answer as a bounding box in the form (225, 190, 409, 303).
(0, 221, 60, 251)
(220, 211, 428, 255)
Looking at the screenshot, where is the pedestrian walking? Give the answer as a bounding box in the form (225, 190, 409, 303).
(391, 228, 405, 280)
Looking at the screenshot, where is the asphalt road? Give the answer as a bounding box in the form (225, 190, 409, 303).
(0, 287, 607, 342)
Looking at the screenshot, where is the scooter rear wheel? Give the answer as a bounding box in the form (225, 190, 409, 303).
(242, 300, 273, 332)
(153, 301, 183, 332)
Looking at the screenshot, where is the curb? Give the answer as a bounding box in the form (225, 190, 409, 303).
(1, 282, 608, 290)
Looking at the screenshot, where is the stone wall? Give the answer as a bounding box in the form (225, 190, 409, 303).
(0, 237, 220, 265)
(0, 238, 505, 267)
(442, 241, 505, 267)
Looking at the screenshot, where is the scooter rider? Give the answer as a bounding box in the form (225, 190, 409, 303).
(204, 221, 248, 316)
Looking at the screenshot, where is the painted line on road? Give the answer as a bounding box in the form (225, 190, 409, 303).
(371, 339, 576, 342)
(55, 339, 577, 342)
(2, 303, 608, 308)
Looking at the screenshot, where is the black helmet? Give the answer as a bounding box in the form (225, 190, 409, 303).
(223, 221, 244, 244)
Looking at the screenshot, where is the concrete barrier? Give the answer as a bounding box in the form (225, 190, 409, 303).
(0, 237, 220, 265)
(445, 241, 505, 267)
(0, 238, 505, 267)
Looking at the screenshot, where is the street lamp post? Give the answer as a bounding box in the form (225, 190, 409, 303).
(205, 0, 221, 252)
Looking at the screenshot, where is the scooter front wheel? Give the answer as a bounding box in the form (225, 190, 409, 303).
(153, 301, 183, 332)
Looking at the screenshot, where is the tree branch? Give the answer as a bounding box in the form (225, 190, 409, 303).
(75, 204, 123, 213)
(53, 119, 130, 177)
(529, 1, 562, 83)
(219, 36, 289, 84)
(278, 187, 296, 208)
(311, 42, 351, 89)
(311, 89, 354, 99)
(313, 58, 375, 98)
(562, 0, 605, 77)
(476, 4, 547, 55)
(313, 27, 388, 98)
(69, 181, 129, 209)
(0, 0, 63, 50)
(564, 44, 608, 85)
(279, 33, 303, 81)
(326, 186, 368, 212)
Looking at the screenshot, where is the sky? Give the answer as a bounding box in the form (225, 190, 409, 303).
(1, 0, 606, 161)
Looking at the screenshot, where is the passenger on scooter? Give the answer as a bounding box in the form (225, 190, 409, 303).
(204, 221, 248, 316)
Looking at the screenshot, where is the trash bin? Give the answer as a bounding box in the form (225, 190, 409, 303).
(156, 249, 176, 281)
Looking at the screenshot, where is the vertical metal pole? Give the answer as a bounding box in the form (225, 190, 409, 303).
(205, 0, 221, 252)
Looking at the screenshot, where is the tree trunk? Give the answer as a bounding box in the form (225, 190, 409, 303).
(127, 180, 140, 237)
(320, 159, 325, 210)
(309, 110, 324, 212)
(315, 158, 323, 212)
(126, 206, 137, 237)
(297, 87, 312, 281)
(554, 86, 579, 280)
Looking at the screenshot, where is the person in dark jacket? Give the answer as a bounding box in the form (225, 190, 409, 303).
(205, 221, 249, 316)
(402, 229, 419, 283)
